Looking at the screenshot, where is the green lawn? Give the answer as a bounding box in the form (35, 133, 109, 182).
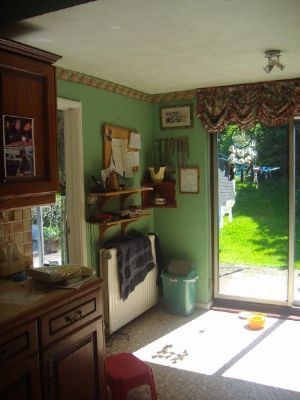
(219, 179, 300, 269)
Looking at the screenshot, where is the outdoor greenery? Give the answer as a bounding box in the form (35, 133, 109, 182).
(43, 226, 60, 241)
(218, 123, 288, 177)
(219, 123, 300, 269)
(219, 177, 300, 269)
(219, 179, 290, 267)
(31, 193, 65, 243)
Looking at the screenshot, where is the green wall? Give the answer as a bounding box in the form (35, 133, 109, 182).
(57, 80, 154, 270)
(57, 80, 212, 305)
(152, 100, 212, 304)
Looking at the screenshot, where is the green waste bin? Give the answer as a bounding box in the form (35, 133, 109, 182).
(162, 260, 198, 316)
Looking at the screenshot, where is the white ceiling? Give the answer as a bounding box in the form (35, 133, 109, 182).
(2, 0, 300, 94)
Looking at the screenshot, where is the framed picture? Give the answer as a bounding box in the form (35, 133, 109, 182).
(180, 167, 199, 193)
(3, 115, 34, 147)
(3, 115, 36, 179)
(4, 147, 35, 178)
(160, 104, 193, 130)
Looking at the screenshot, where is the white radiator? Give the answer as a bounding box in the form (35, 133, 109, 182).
(100, 235, 158, 335)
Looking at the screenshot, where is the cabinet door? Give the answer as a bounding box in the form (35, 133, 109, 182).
(0, 41, 60, 209)
(0, 354, 41, 400)
(42, 317, 105, 400)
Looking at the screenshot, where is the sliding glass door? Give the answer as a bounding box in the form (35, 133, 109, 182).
(214, 121, 299, 306)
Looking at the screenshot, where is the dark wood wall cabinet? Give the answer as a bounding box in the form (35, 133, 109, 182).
(0, 279, 106, 400)
(0, 38, 61, 210)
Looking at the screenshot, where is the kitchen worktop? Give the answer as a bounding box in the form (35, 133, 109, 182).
(0, 277, 103, 332)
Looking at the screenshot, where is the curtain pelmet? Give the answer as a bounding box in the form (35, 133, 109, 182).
(197, 79, 300, 133)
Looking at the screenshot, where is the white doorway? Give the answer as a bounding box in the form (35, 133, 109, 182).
(33, 98, 87, 267)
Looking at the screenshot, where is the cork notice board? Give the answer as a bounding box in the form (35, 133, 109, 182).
(103, 123, 139, 172)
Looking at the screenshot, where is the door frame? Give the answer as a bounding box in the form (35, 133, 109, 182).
(212, 119, 297, 307)
(57, 98, 87, 266)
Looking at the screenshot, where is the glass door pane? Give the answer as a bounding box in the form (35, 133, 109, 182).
(217, 124, 289, 302)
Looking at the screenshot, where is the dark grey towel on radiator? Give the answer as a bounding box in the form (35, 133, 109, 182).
(104, 235, 154, 301)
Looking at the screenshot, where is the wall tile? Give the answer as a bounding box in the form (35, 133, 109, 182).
(7, 211, 14, 221)
(13, 221, 23, 234)
(24, 243, 33, 256)
(17, 244, 24, 254)
(0, 208, 33, 261)
(23, 231, 32, 243)
(4, 223, 13, 235)
(23, 219, 32, 232)
(14, 233, 24, 244)
(22, 208, 31, 220)
(14, 209, 23, 221)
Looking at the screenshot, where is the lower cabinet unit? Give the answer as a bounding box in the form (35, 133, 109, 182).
(0, 279, 105, 400)
(0, 354, 41, 400)
(42, 317, 105, 400)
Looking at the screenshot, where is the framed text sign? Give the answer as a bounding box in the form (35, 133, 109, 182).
(179, 167, 199, 193)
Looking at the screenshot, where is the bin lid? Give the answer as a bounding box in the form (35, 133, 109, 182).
(167, 259, 193, 276)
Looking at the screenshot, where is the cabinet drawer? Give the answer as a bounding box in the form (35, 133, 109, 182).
(0, 320, 38, 370)
(40, 289, 102, 347)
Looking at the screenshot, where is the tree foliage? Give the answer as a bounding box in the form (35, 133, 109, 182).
(218, 123, 289, 176)
(255, 124, 288, 175)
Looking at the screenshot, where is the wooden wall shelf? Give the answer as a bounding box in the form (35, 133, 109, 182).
(141, 180, 177, 208)
(88, 213, 151, 236)
(87, 187, 153, 237)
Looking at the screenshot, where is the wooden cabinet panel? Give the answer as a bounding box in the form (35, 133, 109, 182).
(0, 279, 105, 400)
(39, 289, 103, 347)
(0, 354, 41, 400)
(41, 317, 105, 400)
(0, 38, 61, 209)
(0, 320, 38, 371)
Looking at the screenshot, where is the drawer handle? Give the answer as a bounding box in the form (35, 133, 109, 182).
(0, 349, 8, 364)
(64, 310, 83, 324)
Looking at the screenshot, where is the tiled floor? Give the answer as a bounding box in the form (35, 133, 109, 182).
(106, 304, 300, 400)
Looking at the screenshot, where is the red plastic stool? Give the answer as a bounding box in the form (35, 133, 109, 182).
(106, 352, 158, 400)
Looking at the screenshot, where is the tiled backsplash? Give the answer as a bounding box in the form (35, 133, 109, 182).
(0, 208, 33, 260)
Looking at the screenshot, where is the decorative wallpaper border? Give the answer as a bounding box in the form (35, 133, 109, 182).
(56, 67, 196, 103)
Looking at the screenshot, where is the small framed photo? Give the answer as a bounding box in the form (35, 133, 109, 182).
(180, 167, 199, 193)
(3, 115, 34, 147)
(4, 147, 35, 178)
(160, 104, 193, 130)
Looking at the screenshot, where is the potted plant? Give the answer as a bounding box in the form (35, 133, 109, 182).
(43, 226, 60, 254)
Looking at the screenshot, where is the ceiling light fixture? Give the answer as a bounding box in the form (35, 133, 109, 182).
(263, 50, 285, 73)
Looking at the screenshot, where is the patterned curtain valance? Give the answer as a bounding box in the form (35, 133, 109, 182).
(196, 79, 300, 134)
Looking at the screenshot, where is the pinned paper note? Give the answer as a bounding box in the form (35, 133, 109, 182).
(128, 151, 140, 168)
(111, 138, 133, 177)
(129, 132, 141, 150)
